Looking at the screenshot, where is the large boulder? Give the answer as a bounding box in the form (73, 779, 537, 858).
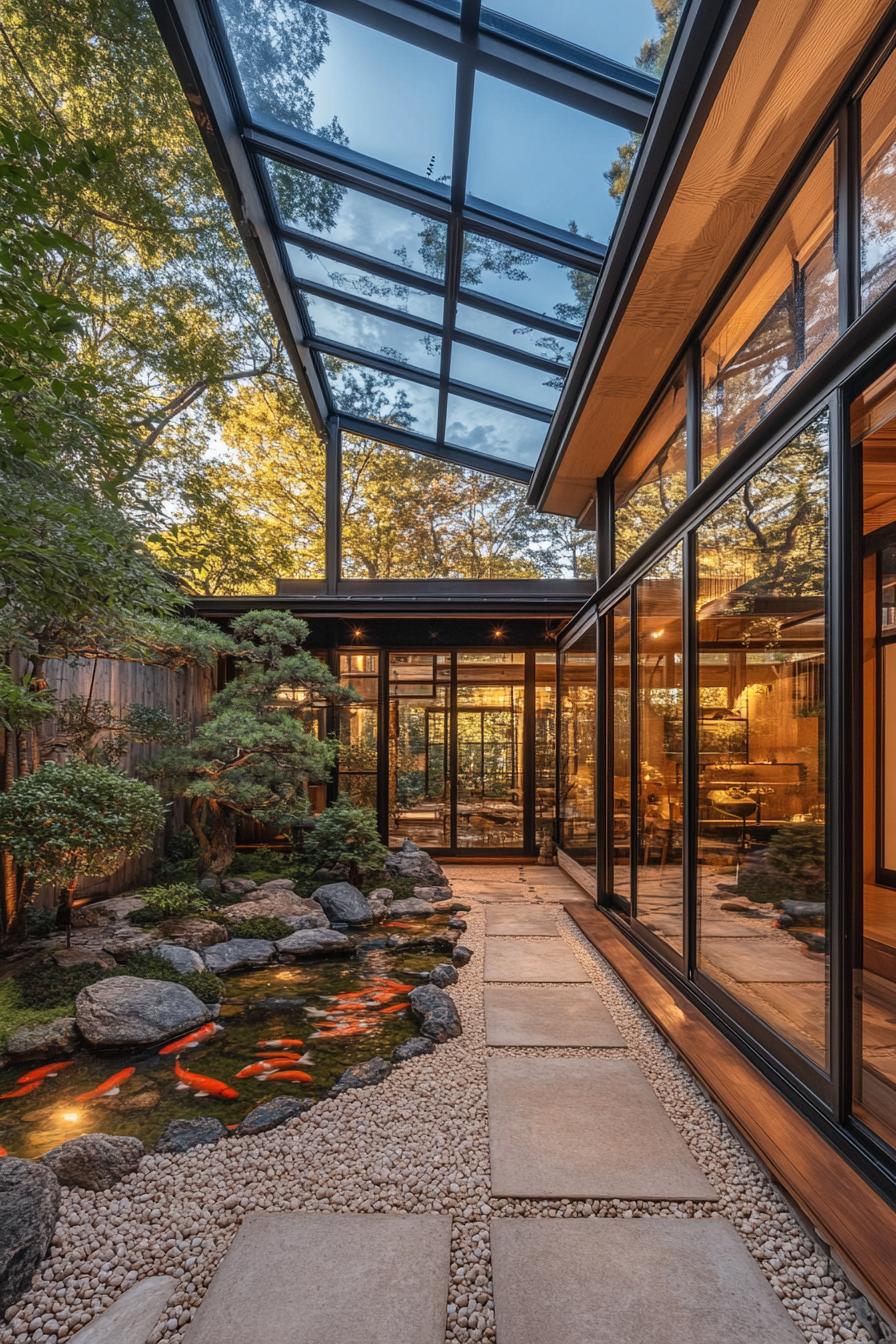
(6, 1016, 78, 1062)
(330, 1057, 391, 1094)
(219, 894, 327, 925)
(368, 887, 394, 906)
(40, 1134, 143, 1191)
(311, 882, 373, 926)
(51, 947, 117, 971)
(71, 895, 145, 928)
(156, 916, 228, 949)
(220, 877, 257, 896)
(0, 1159, 60, 1311)
(384, 839, 448, 887)
(279, 908, 330, 931)
(75, 976, 210, 1048)
(203, 938, 276, 973)
(275, 928, 352, 959)
(236, 1096, 314, 1135)
(255, 879, 297, 894)
(408, 984, 462, 1042)
(155, 943, 205, 974)
(155, 1117, 228, 1154)
(102, 929, 159, 961)
(388, 897, 437, 918)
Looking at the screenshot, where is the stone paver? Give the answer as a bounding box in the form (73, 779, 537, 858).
(485, 985, 624, 1047)
(485, 905, 559, 936)
(484, 938, 589, 983)
(487, 1056, 717, 1199)
(185, 1213, 451, 1344)
(490, 1218, 803, 1344)
(70, 1276, 175, 1343)
(700, 936, 827, 982)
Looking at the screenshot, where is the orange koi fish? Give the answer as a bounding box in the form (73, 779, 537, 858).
(17, 1061, 74, 1085)
(73, 1067, 135, 1103)
(260, 1069, 312, 1084)
(383, 919, 415, 928)
(255, 1051, 303, 1061)
(235, 1062, 279, 1079)
(158, 1023, 221, 1055)
(379, 1003, 408, 1015)
(0, 1146, 8, 1156)
(256, 1038, 304, 1048)
(0, 1080, 43, 1100)
(174, 1056, 238, 1100)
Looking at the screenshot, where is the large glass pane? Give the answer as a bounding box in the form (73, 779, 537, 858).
(614, 364, 688, 567)
(455, 303, 574, 364)
(444, 394, 546, 466)
(609, 596, 631, 899)
(338, 652, 378, 808)
(219, 0, 456, 183)
(701, 144, 838, 478)
(461, 232, 597, 325)
(535, 653, 557, 845)
(267, 160, 447, 279)
(456, 652, 525, 849)
(482, 0, 664, 72)
(696, 416, 829, 1068)
(860, 47, 896, 310)
(635, 546, 684, 955)
(559, 626, 596, 870)
(286, 244, 444, 323)
(324, 356, 439, 437)
(468, 73, 625, 239)
(388, 654, 450, 848)
(450, 341, 563, 410)
(304, 293, 442, 372)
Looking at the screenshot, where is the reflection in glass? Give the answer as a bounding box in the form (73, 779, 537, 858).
(267, 160, 447, 279)
(286, 244, 444, 323)
(324, 356, 439, 437)
(482, 0, 664, 72)
(444, 394, 546, 466)
(696, 416, 829, 1067)
(338, 653, 378, 809)
(454, 303, 574, 364)
(861, 46, 896, 310)
(609, 596, 631, 899)
(701, 144, 838, 478)
(635, 546, 684, 954)
(456, 653, 525, 849)
(303, 293, 441, 372)
(389, 654, 450, 849)
(450, 341, 563, 410)
(535, 653, 557, 846)
(560, 627, 596, 871)
(460, 232, 597, 324)
(614, 364, 687, 567)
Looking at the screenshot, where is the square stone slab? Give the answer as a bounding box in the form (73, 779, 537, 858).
(484, 938, 589, 983)
(486, 905, 560, 936)
(700, 936, 827, 982)
(487, 1057, 717, 1199)
(485, 985, 624, 1047)
(185, 1213, 451, 1344)
(490, 1218, 802, 1344)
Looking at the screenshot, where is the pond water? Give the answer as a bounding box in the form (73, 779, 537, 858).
(0, 924, 450, 1160)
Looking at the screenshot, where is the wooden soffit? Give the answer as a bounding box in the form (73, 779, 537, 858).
(543, 0, 892, 518)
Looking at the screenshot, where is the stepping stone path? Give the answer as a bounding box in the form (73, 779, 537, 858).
(485, 904, 560, 936)
(484, 984, 624, 1047)
(484, 937, 589, 983)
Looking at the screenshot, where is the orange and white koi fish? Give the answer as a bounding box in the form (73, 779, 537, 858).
(256, 1038, 304, 1049)
(158, 1023, 221, 1055)
(17, 1061, 74, 1085)
(73, 1067, 135, 1103)
(235, 1062, 279, 1079)
(0, 1080, 43, 1100)
(259, 1069, 312, 1084)
(255, 1050, 303, 1060)
(173, 1056, 238, 1100)
(378, 1003, 408, 1015)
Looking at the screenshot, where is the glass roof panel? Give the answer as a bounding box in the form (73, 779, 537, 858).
(266, 160, 448, 278)
(454, 303, 574, 364)
(304, 292, 442, 371)
(467, 73, 628, 238)
(481, 0, 661, 72)
(444, 394, 547, 466)
(450, 341, 563, 410)
(219, 0, 457, 184)
(285, 243, 444, 323)
(460, 232, 597, 325)
(323, 355, 439, 438)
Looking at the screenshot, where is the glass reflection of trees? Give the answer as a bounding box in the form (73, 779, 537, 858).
(559, 628, 597, 870)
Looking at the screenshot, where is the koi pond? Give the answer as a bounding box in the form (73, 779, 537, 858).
(0, 929, 448, 1160)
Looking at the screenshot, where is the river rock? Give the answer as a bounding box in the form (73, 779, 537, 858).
(392, 1036, 435, 1063)
(408, 984, 462, 1041)
(220, 877, 257, 896)
(780, 899, 827, 923)
(155, 942, 205, 973)
(75, 976, 210, 1048)
(40, 1134, 143, 1191)
(156, 916, 228, 949)
(311, 882, 373, 925)
(72, 895, 146, 928)
(388, 897, 437, 917)
(155, 1117, 228, 1153)
(279, 909, 330, 931)
(101, 928, 159, 961)
(0, 1158, 60, 1311)
(219, 894, 327, 925)
(384, 839, 448, 887)
(431, 898, 472, 914)
(368, 887, 394, 905)
(203, 938, 276, 973)
(452, 944, 473, 966)
(51, 946, 117, 970)
(254, 879, 297, 894)
(6, 1016, 79, 1061)
(428, 962, 458, 988)
(448, 917, 467, 931)
(236, 1096, 314, 1135)
(330, 1057, 392, 1094)
(367, 895, 388, 921)
(275, 928, 352, 959)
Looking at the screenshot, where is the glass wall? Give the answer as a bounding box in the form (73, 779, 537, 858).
(388, 653, 451, 849)
(609, 596, 631, 899)
(860, 46, 896, 310)
(559, 625, 596, 870)
(695, 418, 829, 1067)
(534, 652, 557, 845)
(338, 653, 379, 809)
(456, 653, 525, 849)
(614, 365, 688, 568)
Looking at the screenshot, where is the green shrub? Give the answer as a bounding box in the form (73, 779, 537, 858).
(153, 829, 200, 885)
(228, 846, 296, 878)
(130, 882, 210, 925)
(303, 799, 387, 887)
(227, 916, 294, 941)
(16, 960, 106, 1009)
(24, 905, 58, 940)
(118, 952, 223, 1004)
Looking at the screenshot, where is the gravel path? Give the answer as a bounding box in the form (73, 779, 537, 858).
(1, 884, 878, 1344)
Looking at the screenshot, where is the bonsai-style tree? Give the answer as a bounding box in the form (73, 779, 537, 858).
(149, 611, 354, 878)
(0, 759, 165, 945)
(303, 796, 387, 887)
